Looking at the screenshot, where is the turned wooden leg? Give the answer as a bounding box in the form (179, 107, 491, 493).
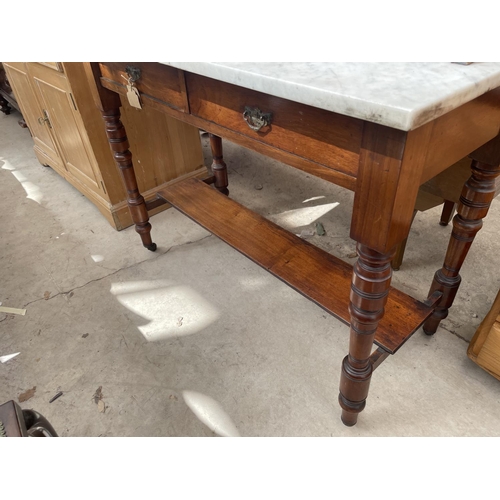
(209, 133, 229, 195)
(423, 160, 500, 334)
(339, 244, 396, 426)
(0, 95, 11, 115)
(439, 200, 456, 226)
(102, 108, 156, 251)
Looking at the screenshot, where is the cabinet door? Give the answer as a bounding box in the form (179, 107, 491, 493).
(28, 64, 104, 195)
(3, 63, 63, 170)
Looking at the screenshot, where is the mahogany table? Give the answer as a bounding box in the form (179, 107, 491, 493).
(85, 62, 500, 426)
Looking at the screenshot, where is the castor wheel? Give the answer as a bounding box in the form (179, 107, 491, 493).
(145, 243, 157, 252)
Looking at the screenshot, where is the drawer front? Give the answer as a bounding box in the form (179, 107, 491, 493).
(186, 73, 362, 177)
(99, 62, 188, 112)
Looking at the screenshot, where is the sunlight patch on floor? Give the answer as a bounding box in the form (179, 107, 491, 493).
(111, 280, 220, 341)
(268, 202, 339, 229)
(4, 161, 44, 204)
(302, 195, 326, 203)
(237, 275, 271, 291)
(182, 390, 240, 437)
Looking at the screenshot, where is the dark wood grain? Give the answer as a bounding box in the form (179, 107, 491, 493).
(209, 134, 229, 195)
(91, 62, 500, 428)
(420, 88, 500, 183)
(98, 73, 357, 190)
(99, 62, 189, 113)
(101, 108, 156, 251)
(186, 73, 363, 178)
(158, 178, 434, 354)
(351, 121, 433, 254)
(391, 209, 418, 271)
(339, 244, 396, 426)
(439, 200, 456, 226)
(424, 136, 500, 334)
(369, 348, 390, 371)
(470, 130, 500, 165)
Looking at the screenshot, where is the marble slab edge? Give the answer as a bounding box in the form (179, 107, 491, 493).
(161, 62, 500, 132)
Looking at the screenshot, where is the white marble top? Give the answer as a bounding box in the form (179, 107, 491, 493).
(161, 62, 500, 131)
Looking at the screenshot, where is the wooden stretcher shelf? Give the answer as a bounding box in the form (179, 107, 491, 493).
(158, 178, 435, 354)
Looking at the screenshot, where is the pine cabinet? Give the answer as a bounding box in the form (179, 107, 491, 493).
(2, 62, 206, 229)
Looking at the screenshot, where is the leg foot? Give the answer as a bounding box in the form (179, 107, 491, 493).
(340, 409, 359, 427)
(145, 242, 157, 252)
(439, 200, 456, 226)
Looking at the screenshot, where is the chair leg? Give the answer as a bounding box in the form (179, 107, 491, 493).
(439, 200, 456, 226)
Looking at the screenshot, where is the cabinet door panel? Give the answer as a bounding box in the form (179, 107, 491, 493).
(33, 75, 102, 191)
(38, 62, 63, 72)
(3, 63, 63, 170)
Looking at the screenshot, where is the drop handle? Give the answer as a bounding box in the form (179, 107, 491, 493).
(243, 106, 272, 131)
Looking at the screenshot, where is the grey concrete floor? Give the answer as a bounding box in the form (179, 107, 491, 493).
(1, 108, 500, 437)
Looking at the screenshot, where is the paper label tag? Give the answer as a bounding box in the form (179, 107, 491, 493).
(126, 84, 142, 109)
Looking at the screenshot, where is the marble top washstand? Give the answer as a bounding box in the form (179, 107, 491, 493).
(161, 62, 500, 131)
(89, 62, 500, 427)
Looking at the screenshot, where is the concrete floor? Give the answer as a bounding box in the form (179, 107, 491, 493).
(1, 108, 500, 437)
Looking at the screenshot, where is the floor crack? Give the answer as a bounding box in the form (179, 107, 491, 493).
(21, 234, 212, 309)
(439, 323, 469, 343)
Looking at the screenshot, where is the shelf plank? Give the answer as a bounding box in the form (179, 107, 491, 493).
(158, 178, 434, 354)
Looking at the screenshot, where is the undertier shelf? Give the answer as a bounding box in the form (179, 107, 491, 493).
(158, 178, 435, 354)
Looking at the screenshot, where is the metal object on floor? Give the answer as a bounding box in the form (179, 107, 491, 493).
(0, 400, 58, 437)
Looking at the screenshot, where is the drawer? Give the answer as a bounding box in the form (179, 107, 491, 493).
(186, 73, 363, 177)
(99, 62, 189, 112)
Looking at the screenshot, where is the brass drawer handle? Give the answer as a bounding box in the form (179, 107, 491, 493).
(243, 106, 272, 131)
